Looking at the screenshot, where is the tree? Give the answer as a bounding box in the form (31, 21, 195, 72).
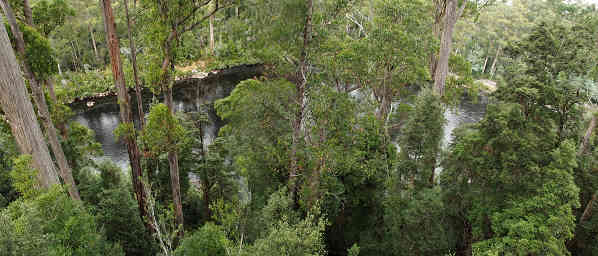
(1, 0, 80, 200)
(174, 222, 229, 256)
(441, 21, 592, 255)
(0, 9, 59, 189)
(140, 0, 231, 240)
(99, 0, 151, 233)
(432, 0, 467, 95)
(123, 0, 144, 129)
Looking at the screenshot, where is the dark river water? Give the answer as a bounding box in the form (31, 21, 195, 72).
(72, 71, 487, 170)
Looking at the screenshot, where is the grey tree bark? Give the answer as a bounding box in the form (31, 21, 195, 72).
(433, 0, 466, 96)
(89, 22, 100, 64)
(489, 47, 501, 79)
(482, 56, 488, 74)
(209, 13, 215, 54)
(2, 0, 80, 200)
(22, 0, 33, 25)
(0, 12, 60, 189)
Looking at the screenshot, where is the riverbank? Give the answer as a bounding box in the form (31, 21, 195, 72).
(68, 63, 263, 113)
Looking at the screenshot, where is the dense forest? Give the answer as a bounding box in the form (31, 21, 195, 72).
(2, 0, 598, 255)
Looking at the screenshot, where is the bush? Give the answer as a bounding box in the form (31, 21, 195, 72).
(0, 187, 124, 256)
(96, 188, 157, 256)
(174, 222, 230, 256)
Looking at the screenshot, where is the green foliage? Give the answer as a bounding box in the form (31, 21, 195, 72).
(32, 0, 75, 36)
(398, 89, 445, 186)
(381, 188, 455, 256)
(114, 122, 136, 142)
(442, 101, 580, 255)
(96, 188, 157, 256)
(498, 21, 591, 142)
(143, 103, 186, 154)
(174, 222, 230, 256)
(241, 189, 327, 256)
(18, 24, 58, 80)
(57, 70, 115, 101)
(0, 187, 124, 256)
(474, 140, 579, 254)
(61, 121, 102, 171)
(0, 119, 18, 208)
(74, 160, 157, 256)
(348, 243, 360, 256)
(216, 79, 294, 205)
(9, 155, 39, 199)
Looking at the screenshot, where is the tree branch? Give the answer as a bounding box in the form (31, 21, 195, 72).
(183, 0, 232, 34)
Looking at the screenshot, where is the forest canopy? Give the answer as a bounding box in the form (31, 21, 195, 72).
(1, 0, 598, 255)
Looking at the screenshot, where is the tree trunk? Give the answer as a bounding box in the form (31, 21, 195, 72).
(430, 0, 444, 80)
(168, 150, 184, 228)
(0, 14, 60, 189)
(2, 0, 80, 200)
(123, 0, 144, 129)
(70, 41, 79, 71)
(566, 112, 598, 249)
(580, 193, 597, 223)
(198, 121, 212, 220)
(45, 79, 57, 102)
(433, 0, 465, 96)
(489, 47, 501, 79)
(89, 23, 100, 65)
(579, 113, 596, 156)
(161, 29, 185, 242)
(45, 79, 69, 138)
(455, 219, 473, 256)
(482, 56, 488, 74)
(100, 0, 153, 233)
(209, 14, 215, 55)
(576, 112, 598, 227)
(23, 0, 33, 25)
(289, 0, 313, 208)
(165, 82, 185, 242)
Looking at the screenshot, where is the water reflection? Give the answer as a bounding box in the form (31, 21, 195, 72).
(72, 76, 488, 171)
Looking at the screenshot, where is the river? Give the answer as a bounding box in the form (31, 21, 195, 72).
(71, 69, 487, 170)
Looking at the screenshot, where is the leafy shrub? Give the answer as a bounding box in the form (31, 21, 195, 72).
(0, 187, 124, 256)
(174, 222, 230, 256)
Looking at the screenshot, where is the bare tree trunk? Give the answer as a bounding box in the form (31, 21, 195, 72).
(455, 219, 473, 256)
(161, 29, 185, 242)
(2, 0, 80, 200)
(168, 149, 184, 227)
(209, 14, 215, 55)
(429, 0, 444, 80)
(44, 79, 69, 138)
(70, 41, 79, 71)
(22, 0, 33, 25)
(375, 68, 392, 122)
(89, 23, 100, 64)
(123, 0, 144, 129)
(0, 15, 60, 189)
(489, 47, 501, 79)
(482, 56, 488, 74)
(197, 122, 212, 220)
(576, 112, 598, 224)
(579, 113, 596, 155)
(165, 79, 185, 241)
(45, 79, 57, 102)
(433, 0, 465, 96)
(289, 0, 313, 208)
(100, 0, 153, 233)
